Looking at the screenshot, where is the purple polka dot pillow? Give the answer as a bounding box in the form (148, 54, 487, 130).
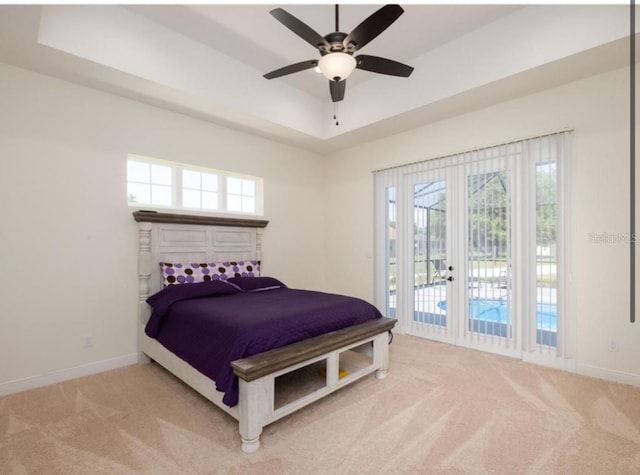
(160, 260, 261, 286)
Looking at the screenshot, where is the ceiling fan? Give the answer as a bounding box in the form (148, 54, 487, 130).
(263, 4, 414, 103)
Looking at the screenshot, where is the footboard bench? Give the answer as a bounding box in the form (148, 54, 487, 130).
(231, 317, 396, 452)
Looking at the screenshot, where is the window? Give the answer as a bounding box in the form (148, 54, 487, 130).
(227, 176, 256, 214)
(535, 158, 558, 349)
(386, 187, 397, 319)
(127, 155, 263, 215)
(127, 160, 172, 206)
(183, 169, 218, 210)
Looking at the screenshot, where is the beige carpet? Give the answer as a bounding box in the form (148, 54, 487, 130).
(1, 335, 640, 474)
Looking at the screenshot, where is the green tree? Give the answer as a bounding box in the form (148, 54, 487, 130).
(536, 164, 556, 247)
(468, 173, 508, 259)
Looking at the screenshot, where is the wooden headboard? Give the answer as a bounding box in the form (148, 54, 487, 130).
(133, 211, 269, 325)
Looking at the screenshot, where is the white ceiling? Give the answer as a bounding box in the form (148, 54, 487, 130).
(126, 4, 522, 99)
(0, 4, 635, 153)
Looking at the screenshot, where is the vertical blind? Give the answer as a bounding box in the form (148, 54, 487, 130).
(374, 130, 572, 360)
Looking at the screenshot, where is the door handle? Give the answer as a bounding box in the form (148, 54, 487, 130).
(446, 276, 454, 282)
(448, 266, 454, 271)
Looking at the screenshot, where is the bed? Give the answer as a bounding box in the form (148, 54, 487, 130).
(133, 211, 395, 452)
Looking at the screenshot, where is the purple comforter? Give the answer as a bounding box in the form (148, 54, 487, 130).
(145, 281, 383, 406)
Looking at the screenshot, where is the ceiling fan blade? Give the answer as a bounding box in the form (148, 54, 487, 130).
(355, 55, 414, 77)
(329, 79, 346, 102)
(343, 4, 404, 52)
(270, 8, 330, 51)
(264, 60, 319, 79)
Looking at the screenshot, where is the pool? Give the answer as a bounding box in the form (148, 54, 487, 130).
(437, 298, 557, 331)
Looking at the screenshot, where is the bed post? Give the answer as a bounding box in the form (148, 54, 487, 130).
(373, 332, 389, 379)
(256, 228, 264, 264)
(237, 378, 272, 453)
(137, 221, 152, 364)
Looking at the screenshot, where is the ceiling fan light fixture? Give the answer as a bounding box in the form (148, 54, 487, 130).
(318, 52, 356, 81)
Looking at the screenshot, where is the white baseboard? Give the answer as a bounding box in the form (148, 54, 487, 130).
(576, 363, 640, 388)
(0, 354, 138, 397)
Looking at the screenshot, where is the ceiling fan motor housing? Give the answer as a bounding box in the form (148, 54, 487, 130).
(321, 31, 354, 54)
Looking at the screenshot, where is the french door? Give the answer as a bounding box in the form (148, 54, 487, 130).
(405, 168, 455, 344)
(460, 155, 517, 356)
(403, 156, 518, 357)
(375, 132, 571, 363)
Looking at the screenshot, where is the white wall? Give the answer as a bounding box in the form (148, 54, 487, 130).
(2, 59, 638, 394)
(0, 62, 326, 392)
(324, 66, 640, 386)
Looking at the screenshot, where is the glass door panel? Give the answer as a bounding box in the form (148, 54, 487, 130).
(412, 178, 449, 332)
(465, 166, 514, 344)
(535, 160, 558, 348)
(386, 187, 397, 319)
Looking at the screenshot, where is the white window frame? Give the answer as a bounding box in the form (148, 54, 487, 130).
(127, 154, 264, 216)
(181, 167, 220, 211)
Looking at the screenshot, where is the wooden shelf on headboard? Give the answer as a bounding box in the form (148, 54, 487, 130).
(132, 210, 269, 228)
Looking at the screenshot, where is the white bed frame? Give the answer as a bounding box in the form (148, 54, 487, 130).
(134, 211, 395, 452)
